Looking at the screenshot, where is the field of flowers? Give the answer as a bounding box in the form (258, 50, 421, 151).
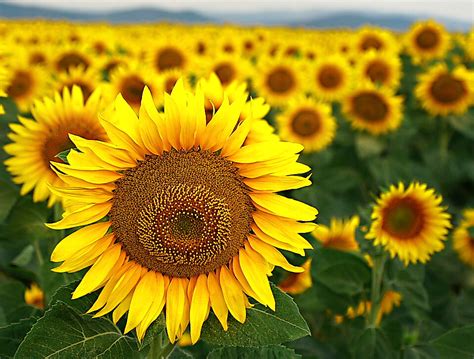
(0, 19, 473, 358)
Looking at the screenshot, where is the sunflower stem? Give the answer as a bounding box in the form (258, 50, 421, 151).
(148, 332, 175, 359)
(33, 239, 44, 266)
(368, 252, 387, 327)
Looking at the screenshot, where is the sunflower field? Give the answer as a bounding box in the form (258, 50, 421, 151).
(0, 19, 473, 359)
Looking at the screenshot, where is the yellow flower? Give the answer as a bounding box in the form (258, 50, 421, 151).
(52, 65, 102, 102)
(24, 283, 45, 310)
(355, 27, 399, 54)
(46, 79, 317, 344)
(356, 50, 401, 90)
(415, 63, 474, 116)
(404, 20, 451, 63)
(453, 209, 474, 267)
(366, 182, 451, 265)
(310, 55, 353, 102)
(278, 259, 313, 295)
(312, 216, 360, 251)
(4, 86, 107, 206)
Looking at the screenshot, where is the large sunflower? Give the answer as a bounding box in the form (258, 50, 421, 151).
(312, 215, 360, 251)
(415, 63, 474, 116)
(310, 55, 353, 102)
(366, 182, 451, 265)
(452, 209, 474, 267)
(342, 83, 403, 135)
(276, 96, 336, 152)
(404, 20, 450, 63)
(47, 80, 316, 344)
(4, 86, 106, 206)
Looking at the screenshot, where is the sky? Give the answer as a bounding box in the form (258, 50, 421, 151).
(5, 0, 474, 22)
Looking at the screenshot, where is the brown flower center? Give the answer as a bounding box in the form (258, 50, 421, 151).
(121, 75, 146, 106)
(266, 67, 295, 94)
(214, 62, 236, 85)
(155, 47, 185, 72)
(110, 149, 254, 277)
(7, 70, 33, 99)
(318, 65, 343, 89)
(56, 52, 90, 72)
(361, 35, 383, 51)
(291, 109, 321, 137)
(29, 52, 47, 66)
(366, 60, 389, 84)
(382, 197, 424, 239)
(352, 92, 388, 122)
(430, 74, 466, 104)
(415, 28, 440, 50)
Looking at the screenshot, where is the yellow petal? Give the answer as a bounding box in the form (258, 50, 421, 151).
(220, 117, 253, 158)
(250, 192, 317, 221)
(52, 163, 123, 184)
(219, 266, 246, 323)
(228, 142, 303, 163)
(46, 202, 111, 230)
(166, 278, 187, 343)
(251, 223, 305, 255)
(190, 274, 210, 344)
(244, 175, 311, 191)
(112, 289, 134, 324)
(207, 271, 228, 331)
(231, 256, 262, 302)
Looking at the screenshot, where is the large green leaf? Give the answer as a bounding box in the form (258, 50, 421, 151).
(0, 177, 18, 223)
(0, 318, 37, 358)
(0, 280, 38, 325)
(352, 328, 394, 359)
(311, 248, 370, 296)
(14, 302, 139, 359)
(393, 267, 430, 314)
(431, 324, 474, 359)
(200, 285, 310, 346)
(207, 345, 301, 359)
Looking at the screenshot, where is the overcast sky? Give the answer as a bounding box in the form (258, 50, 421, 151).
(6, 0, 474, 22)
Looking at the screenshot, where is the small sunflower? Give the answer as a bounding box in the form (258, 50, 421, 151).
(356, 50, 401, 90)
(312, 216, 360, 251)
(404, 20, 450, 63)
(4, 86, 106, 206)
(366, 182, 451, 265)
(452, 209, 474, 267)
(25, 283, 45, 310)
(342, 83, 403, 135)
(52, 44, 93, 73)
(147, 41, 190, 73)
(415, 63, 474, 116)
(278, 259, 313, 295)
(47, 80, 316, 344)
(310, 55, 353, 102)
(344, 290, 401, 324)
(199, 54, 252, 89)
(276, 96, 336, 152)
(52, 65, 102, 101)
(355, 28, 398, 54)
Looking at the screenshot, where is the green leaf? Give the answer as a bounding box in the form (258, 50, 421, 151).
(431, 324, 474, 359)
(139, 314, 166, 350)
(0, 279, 38, 325)
(311, 248, 370, 296)
(200, 284, 310, 346)
(0, 177, 18, 223)
(0, 318, 36, 358)
(393, 268, 430, 314)
(355, 134, 385, 159)
(207, 345, 301, 359)
(15, 302, 140, 359)
(352, 328, 395, 359)
(55, 149, 71, 164)
(402, 345, 439, 359)
(10, 245, 34, 267)
(49, 280, 98, 314)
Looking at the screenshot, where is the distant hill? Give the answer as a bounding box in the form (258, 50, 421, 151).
(0, 2, 471, 31)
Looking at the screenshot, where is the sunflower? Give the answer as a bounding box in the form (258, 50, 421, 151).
(452, 209, 474, 267)
(415, 63, 474, 116)
(147, 41, 190, 73)
(276, 96, 336, 152)
(344, 290, 401, 324)
(312, 216, 360, 251)
(47, 80, 316, 344)
(404, 20, 450, 63)
(278, 259, 312, 295)
(199, 54, 252, 89)
(355, 28, 398, 54)
(254, 56, 304, 106)
(24, 283, 45, 310)
(4, 86, 106, 206)
(52, 44, 93, 73)
(158, 68, 190, 97)
(366, 182, 451, 265)
(342, 83, 403, 135)
(52, 65, 102, 101)
(310, 55, 353, 102)
(356, 50, 401, 90)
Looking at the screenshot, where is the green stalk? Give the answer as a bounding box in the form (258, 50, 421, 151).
(368, 253, 387, 327)
(148, 332, 175, 359)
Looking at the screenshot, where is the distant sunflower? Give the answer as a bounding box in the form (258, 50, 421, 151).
(148, 42, 189, 73)
(343, 290, 401, 324)
(310, 55, 352, 101)
(53, 65, 102, 101)
(278, 259, 312, 295)
(366, 182, 451, 265)
(47, 80, 316, 344)
(158, 68, 190, 96)
(355, 28, 398, 54)
(405, 20, 450, 63)
(24, 283, 45, 310)
(276, 96, 336, 152)
(201, 54, 252, 88)
(356, 50, 401, 90)
(342, 83, 403, 135)
(4, 86, 106, 206)
(52, 45, 93, 73)
(415, 63, 474, 116)
(312, 216, 360, 251)
(452, 209, 474, 267)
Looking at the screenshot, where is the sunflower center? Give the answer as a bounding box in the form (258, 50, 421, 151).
(196, 41, 206, 55)
(430, 74, 466, 104)
(318, 65, 342, 89)
(291, 109, 321, 137)
(156, 47, 184, 72)
(382, 198, 424, 239)
(7, 70, 33, 99)
(361, 36, 383, 51)
(214, 63, 235, 85)
(415, 28, 439, 49)
(57, 52, 89, 72)
(110, 149, 254, 277)
(366, 61, 389, 84)
(30, 52, 47, 66)
(352, 92, 388, 122)
(121, 75, 146, 106)
(266, 67, 295, 94)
